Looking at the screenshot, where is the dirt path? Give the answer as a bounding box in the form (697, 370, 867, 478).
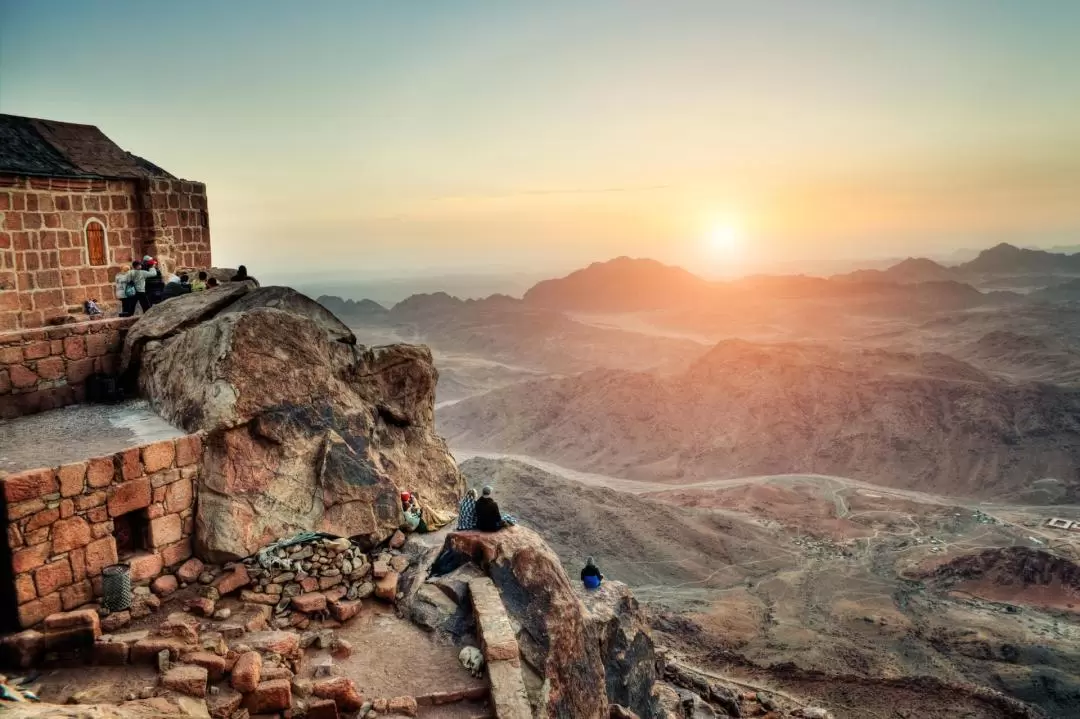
(453, 450, 965, 507)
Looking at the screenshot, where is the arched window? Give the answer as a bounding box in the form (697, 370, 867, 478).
(86, 220, 107, 266)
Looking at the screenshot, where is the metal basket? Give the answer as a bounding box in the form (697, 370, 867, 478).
(101, 563, 132, 612)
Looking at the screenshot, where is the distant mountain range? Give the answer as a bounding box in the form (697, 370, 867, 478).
(439, 339, 1080, 499)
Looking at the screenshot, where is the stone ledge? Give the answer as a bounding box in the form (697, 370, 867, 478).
(467, 577, 520, 664)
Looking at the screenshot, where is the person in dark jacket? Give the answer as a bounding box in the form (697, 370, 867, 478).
(143, 257, 165, 305)
(161, 273, 192, 301)
(581, 556, 604, 590)
(474, 486, 504, 532)
(231, 265, 249, 282)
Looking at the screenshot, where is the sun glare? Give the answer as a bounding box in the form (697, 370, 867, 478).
(707, 220, 744, 257)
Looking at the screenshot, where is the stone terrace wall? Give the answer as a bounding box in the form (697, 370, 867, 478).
(0, 316, 134, 419)
(2, 434, 203, 628)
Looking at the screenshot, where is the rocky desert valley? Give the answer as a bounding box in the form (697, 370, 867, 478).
(3, 3, 1080, 718)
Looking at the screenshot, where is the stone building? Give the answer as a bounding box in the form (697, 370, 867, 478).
(0, 114, 212, 331)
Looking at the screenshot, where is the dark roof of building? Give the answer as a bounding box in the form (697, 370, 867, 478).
(0, 114, 175, 180)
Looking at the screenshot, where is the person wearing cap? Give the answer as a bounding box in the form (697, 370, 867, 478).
(475, 486, 506, 532)
(143, 257, 165, 305)
(400, 491, 428, 533)
(580, 557, 604, 590)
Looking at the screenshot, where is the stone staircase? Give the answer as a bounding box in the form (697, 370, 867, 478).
(467, 577, 532, 719)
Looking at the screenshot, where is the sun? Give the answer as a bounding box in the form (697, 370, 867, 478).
(706, 220, 744, 257)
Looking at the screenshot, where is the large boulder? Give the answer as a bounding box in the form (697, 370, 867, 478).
(120, 282, 253, 373)
(579, 582, 660, 719)
(130, 286, 462, 561)
(435, 527, 610, 719)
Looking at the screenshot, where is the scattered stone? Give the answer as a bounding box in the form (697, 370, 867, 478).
(388, 696, 418, 716)
(161, 612, 201, 644)
(291, 592, 327, 614)
(261, 666, 294, 682)
(176, 558, 206, 583)
(374, 572, 399, 602)
(318, 575, 343, 591)
(212, 565, 251, 596)
(292, 678, 313, 698)
(232, 651, 262, 693)
(388, 531, 406, 549)
(92, 638, 130, 665)
(240, 590, 278, 605)
(199, 572, 215, 585)
(372, 561, 390, 579)
(182, 652, 229, 681)
(208, 687, 243, 719)
(354, 582, 375, 600)
(312, 676, 365, 712)
(246, 631, 300, 659)
(330, 638, 352, 660)
(131, 636, 188, 664)
(157, 648, 172, 673)
(201, 632, 228, 656)
(243, 679, 291, 714)
(213, 608, 232, 621)
(138, 687, 156, 700)
(389, 555, 410, 573)
(306, 698, 339, 719)
(312, 658, 334, 678)
(162, 665, 209, 697)
(100, 611, 131, 633)
(43, 608, 101, 639)
(328, 599, 362, 622)
(151, 574, 179, 597)
(219, 622, 246, 640)
(315, 629, 333, 650)
(186, 596, 217, 617)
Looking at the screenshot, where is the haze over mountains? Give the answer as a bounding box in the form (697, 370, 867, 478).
(316, 240, 1080, 715)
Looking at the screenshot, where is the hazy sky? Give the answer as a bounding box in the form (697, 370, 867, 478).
(2, 0, 1079, 277)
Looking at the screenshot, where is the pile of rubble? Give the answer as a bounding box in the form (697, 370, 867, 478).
(0, 531, 425, 719)
(238, 532, 410, 631)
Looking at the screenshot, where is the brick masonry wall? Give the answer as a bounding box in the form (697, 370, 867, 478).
(138, 178, 212, 275)
(0, 176, 142, 331)
(2, 434, 203, 628)
(0, 175, 212, 332)
(0, 316, 134, 419)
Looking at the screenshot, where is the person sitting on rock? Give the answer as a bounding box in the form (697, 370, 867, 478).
(207, 277, 220, 288)
(475, 486, 518, 532)
(457, 488, 478, 530)
(231, 264, 250, 282)
(401, 491, 429, 533)
(191, 271, 208, 292)
(162, 273, 192, 301)
(581, 556, 604, 590)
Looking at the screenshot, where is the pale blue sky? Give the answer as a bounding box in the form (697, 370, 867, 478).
(2, 0, 1079, 276)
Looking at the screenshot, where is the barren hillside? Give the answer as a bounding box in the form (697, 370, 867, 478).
(441, 340, 1080, 499)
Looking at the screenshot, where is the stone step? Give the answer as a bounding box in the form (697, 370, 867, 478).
(466, 577, 532, 719)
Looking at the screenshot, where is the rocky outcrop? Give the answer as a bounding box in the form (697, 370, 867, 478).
(432, 526, 654, 719)
(126, 286, 462, 561)
(579, 582, 659, 718)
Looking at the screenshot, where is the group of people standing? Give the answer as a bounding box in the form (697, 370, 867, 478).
(114, 260, 249, 317)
